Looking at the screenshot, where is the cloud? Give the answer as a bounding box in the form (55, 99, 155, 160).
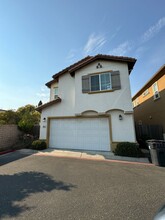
(36, 87, 49, 100)
(142, 17, 165, 42)
(41, 87, 46, 92)
(109, 41, 133, 56)
(83, 33, 106, 55)
(36, 92, 49, 98)
(134, 46, 147, 58)
(66, 49, 77, 62)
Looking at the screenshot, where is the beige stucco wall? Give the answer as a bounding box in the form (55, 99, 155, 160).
(133, 71, 165, 136)
(134, 89, 165, 133)
(133, 74, 165, 106)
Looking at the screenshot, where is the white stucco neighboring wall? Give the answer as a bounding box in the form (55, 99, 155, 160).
(40, 73, 75, 139)
(40, 59, 136, 142)
(75, 60, 133, 113)
(107, 110, 136, 142)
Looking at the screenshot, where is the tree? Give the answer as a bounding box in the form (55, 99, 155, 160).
(0, 110, 19, 125)
(0, 104, 40, 134)
(17, 105, 40, 134)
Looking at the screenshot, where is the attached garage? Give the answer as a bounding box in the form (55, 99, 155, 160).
(49, 117, 111, 151)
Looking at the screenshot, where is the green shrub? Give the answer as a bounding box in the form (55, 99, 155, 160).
(31, 140, 47, 150)
(114, 142, 143, 158)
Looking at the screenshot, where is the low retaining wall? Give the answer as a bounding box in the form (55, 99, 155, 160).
(0, 125, 22, 151)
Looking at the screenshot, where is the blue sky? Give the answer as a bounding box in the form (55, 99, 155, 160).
(0, 0, 165, 110)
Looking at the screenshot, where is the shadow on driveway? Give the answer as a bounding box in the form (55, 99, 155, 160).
(0, 150, 36, 166)
(0, 171, 76, 218)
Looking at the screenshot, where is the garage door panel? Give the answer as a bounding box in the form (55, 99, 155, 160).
(49, 118, 111, 151)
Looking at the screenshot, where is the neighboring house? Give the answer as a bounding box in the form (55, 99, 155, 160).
(132, 64, 165, 139)
(36, 54, 136, 152)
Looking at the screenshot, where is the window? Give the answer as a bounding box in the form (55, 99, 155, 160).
(152, 82, 160, 100)
(82, 71, 121, 93)
(91, 75, 100, 91)
(100, 73, 111, 90)
(142, 89, 149, 97)
(91, 73, 111, 92)
(54, 87, 58, 99)
(136, 98, 139, 106)
(152, 82, 158, 94)
(154, 91, 160, 100)
(133, 98, 139, 107)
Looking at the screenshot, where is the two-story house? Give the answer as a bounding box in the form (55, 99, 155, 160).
(36, 54, 136, 152)
(132, 64, 165, 140)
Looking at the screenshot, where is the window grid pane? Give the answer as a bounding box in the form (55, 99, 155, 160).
(100, 73, 111, 90)
(90, 72, 112, 92)
(152, 82, 158, 93)
(54, 87, 58, 95)
(91, 75, 100, 91)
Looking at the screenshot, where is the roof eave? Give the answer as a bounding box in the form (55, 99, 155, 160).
(46, 54, 137, 88)
(36, 98, 61, 112)
(68, 55, 136, 75)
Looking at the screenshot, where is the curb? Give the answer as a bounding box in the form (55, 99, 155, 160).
(36, 152, 153, 166)
(0, 149, 16, 156)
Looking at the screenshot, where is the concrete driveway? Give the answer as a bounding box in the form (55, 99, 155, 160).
(0, 151, 165, 220)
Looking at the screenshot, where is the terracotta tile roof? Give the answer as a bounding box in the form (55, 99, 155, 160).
(53, 56, 92, 78)
(45, 78, 58, 88)
(46, 54, 136, 88)
(36, 97, 61, 112)
(45, 56, 92, 88)
(68, 54, 136, 74)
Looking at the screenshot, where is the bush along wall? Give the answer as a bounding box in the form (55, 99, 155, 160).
(114, 142, 144, 158)
(31, 140, 47, 150)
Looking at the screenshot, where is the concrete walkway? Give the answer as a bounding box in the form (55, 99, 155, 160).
(20, 148, 151, 164)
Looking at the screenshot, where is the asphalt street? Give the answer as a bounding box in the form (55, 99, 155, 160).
(0, 151, 165, 220)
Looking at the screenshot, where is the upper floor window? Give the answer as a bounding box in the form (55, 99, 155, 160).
(54, 87, 58, 99)
(152, 82, 161, 100)
(142, 89, 149, 97)
(133, 98, 139, 107)
(135, 98, 139, 106)
(82, 71, 121, 93)
(91, 73, 111, 91)
(152, 82, 158, 94)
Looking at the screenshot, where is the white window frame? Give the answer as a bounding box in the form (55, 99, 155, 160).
(135, 98, 139, 106)
(90, 72, 112, 92)
(54, 87, 58, 99)
(152, 82, 158, 94)
(142, 89, 149, 97)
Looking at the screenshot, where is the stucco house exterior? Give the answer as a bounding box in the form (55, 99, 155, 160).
(132, 64, 165, 139)
(36, 54, 136, 152)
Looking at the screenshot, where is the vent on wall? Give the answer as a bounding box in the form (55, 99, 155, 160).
(154, 91, 160, 100)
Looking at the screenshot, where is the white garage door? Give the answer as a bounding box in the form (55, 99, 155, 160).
(49, 117, 111, 151)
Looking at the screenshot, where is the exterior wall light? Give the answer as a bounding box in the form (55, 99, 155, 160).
(119, 115, 123, 120)
(43, 117, 46, 122)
